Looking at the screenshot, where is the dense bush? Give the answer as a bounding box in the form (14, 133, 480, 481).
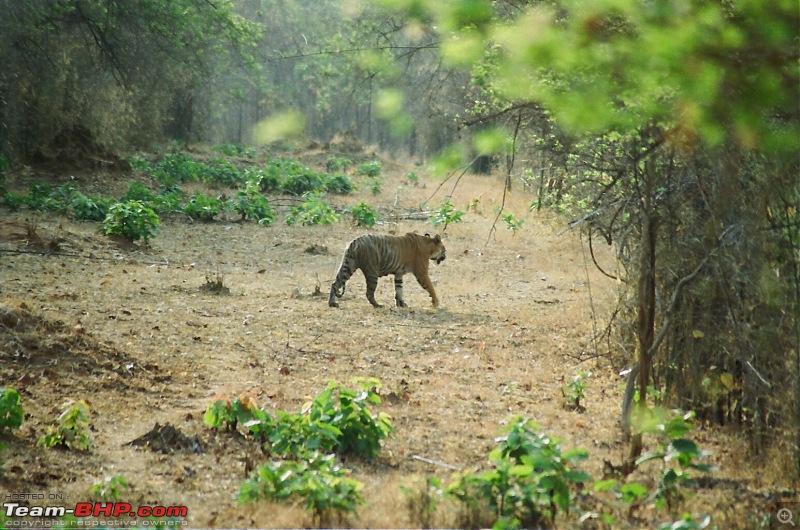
(71, 192, 115, 221)
(285, 194, 340, 226)
(101, 200, 160, 243)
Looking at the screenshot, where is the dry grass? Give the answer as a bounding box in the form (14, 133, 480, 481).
(0, 155, 794, 528)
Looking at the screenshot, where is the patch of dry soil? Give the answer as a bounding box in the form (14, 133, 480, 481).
(0, 165, 782, 528)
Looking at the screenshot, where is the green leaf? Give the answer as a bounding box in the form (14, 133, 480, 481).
(593, 478, 617, 492)
(620, 482, 648, 502)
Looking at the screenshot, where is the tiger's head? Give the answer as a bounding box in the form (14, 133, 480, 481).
(424, 233, 446, 265)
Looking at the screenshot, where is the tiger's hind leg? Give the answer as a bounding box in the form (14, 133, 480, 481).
(329, 256, 357, 307)
(394, 274, 407, 307)
(364, 272, 382, 308)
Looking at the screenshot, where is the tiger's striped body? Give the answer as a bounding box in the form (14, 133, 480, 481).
(329, 233, 446, 308)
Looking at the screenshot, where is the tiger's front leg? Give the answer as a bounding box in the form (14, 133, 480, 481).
(415, 272, 439, 307)
(394, 274, 407, 307)
(365, 273, 382, 308)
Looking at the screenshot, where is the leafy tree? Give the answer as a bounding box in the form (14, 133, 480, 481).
(0, 0, 260, 156)
(376, 0, 799, 471)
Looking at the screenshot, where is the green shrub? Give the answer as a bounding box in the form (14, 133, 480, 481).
(351, 201, 378, 227)
(446, 417, 590, 528)
(281, 170, 326, 196)
(239, 452, 364, 526)
(205, 158, 244, 187)
(150, 188, 185, 214)
(0, 388, 23, 432)
(268, 410, 332, 457)
(213, 144, 256, 158)
(120, 182, 156, 203)
(101, 200, 160, 243)
(204, 394, 273, 441)
(37, 400, 91, 451)
(405, 171, 420, 185)
(207, 380, 394, 461)
(327, 157, 353, 172)
(285, 194, 340, 226)
(127, 156, 152, 172)
(306, 379, 394, 460)
(269, 380, 394, 459)
(632, 409, 713, 514)
(356, 160, 382, 177)
(151, 153, 205, 183)
(244, 168, 282, 194)
(230, 180, 276, 225)
(368, 176, 383, 195)
(91, 476, 130, 501)
(182, 193, 224, 222)
(70, 192, 115, 221)
(26, 183, 67, 212)
(501, 212, 524, 235)
(429, 199, 465, 228)
(562, 370, 591, 412)
(3, 192, 25, 211)
(324, 173, 355, 194)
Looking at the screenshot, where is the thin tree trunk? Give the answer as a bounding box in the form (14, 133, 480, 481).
(628, 170, 657, 466)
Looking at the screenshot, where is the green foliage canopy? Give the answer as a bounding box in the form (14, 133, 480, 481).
(378, 0, 799, 155)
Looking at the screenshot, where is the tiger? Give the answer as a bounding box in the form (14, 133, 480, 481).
(329, 233, 446, 308)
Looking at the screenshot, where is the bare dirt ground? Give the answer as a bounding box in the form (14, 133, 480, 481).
(0, 149, 791, 529)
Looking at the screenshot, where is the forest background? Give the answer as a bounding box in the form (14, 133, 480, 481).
(0, 0, 798, 526)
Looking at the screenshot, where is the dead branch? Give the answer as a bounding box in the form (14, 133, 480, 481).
(412, 454, 460, 471)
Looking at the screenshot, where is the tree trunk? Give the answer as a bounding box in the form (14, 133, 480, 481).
(628, 170, 657, 465)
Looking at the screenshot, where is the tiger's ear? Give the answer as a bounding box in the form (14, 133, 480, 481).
(433, 234, 441, 243)
(424, 233, 431, 238)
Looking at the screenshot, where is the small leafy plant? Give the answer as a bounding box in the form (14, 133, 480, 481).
(205, 158, 245, 187)
(229, 180, 276, 224)
(101, 200, 160, 243)
(326, 157, 352, 172)
(91, 475, 130, 500)
(213, 143, 256, 158)
(26, 183, 68, 212)
(120, 182, 156, 203)
(305, 378, 394, 460)
(324, 173, 356, 194)
(634, 409, 714, 514)
(351, 201, 378, 227)
(356, 160, 382, 177)
(239, 452, 364, 526)
(182, 193, 224, 222)
(285, 193, 340, 226)
(151, 153, 205, 183)
(429, 199, 465, 229)
(563, 370, 591, 412)
(70, 192, 115, 221)
(38, 400, 91, 451)
(589, 409, 714, 526)
(446, 417, 590, 528)
(245, 168, 282, 194)
(405, 171, 419, 186)
(281, 169, 326, 196)
(0, 387, 24, 432)
(501, 212, 524, 234)
(204, 393, 273, 441)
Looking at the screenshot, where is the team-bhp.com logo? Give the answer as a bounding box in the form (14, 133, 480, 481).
(3, 501, 188, 527)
